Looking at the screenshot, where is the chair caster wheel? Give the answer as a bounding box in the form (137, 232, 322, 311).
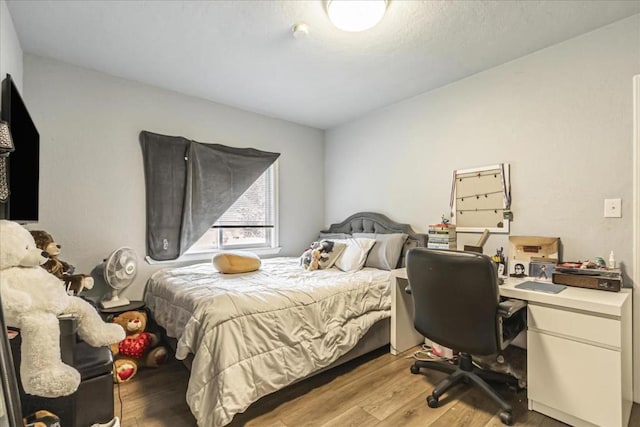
(410, 365, 420, 374)
(427, 395, 439, 408)
(499, 411, 513, 425)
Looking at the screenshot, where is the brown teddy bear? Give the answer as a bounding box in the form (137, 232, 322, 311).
(29, 230, 94, 295)
(110, 310, 168, 383)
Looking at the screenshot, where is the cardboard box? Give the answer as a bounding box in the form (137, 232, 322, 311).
(509, 236, 559, 262)
(508, 236, 560, 278)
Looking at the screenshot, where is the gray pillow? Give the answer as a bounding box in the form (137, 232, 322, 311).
(353, 233, 409, 270)
(318, 232, 352, 240)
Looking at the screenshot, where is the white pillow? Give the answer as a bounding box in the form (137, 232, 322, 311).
(333, 238, 376, 272)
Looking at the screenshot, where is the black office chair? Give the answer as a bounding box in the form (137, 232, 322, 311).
(406, 248, 526, 425)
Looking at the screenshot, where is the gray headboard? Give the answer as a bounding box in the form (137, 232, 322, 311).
(321, 212, 428, 268)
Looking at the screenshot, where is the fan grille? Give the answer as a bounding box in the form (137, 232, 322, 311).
(104, 247, 137, 290)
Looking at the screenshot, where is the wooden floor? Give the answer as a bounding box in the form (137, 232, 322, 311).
(115, 346, 640, 427)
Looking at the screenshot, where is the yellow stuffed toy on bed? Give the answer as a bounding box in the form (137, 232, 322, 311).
(212, 251, 261, 274)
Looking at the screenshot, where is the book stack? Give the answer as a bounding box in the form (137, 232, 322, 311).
(427, 223, 457, 250)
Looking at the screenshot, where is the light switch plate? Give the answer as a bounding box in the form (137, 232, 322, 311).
(604, 198, 622, 218)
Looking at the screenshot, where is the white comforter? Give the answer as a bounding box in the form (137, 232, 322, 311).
(144, 257, 392, 427)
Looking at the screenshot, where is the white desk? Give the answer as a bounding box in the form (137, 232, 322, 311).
(390, 268, 632, 427)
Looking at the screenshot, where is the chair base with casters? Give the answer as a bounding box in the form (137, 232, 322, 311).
(410, 352, 520, 425)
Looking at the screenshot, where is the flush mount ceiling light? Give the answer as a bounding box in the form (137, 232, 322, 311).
(327, 0, 387, 32)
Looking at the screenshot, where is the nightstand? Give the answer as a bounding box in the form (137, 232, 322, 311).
(99, 300, 146, 320)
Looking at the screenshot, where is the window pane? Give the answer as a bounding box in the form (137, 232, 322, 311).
(189, 227, 219, 250)
(221, 227, 269, 248)
(215, 167, 273, 226)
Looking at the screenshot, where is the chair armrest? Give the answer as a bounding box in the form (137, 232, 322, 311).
(498, 299, 527, 350)
(498, 299, 526, 318)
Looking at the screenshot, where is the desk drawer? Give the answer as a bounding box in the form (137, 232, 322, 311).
(528, 330, 622, 427)
(528, 304, 620, 348)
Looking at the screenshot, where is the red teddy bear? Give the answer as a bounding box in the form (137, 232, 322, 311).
(110, 311, 168, 383)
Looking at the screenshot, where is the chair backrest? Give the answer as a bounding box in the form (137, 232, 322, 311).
(406, 248, 500, 355)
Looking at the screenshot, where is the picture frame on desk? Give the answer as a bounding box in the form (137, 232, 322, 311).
(529, 260, 556, 282)
(509, 260, 529, 278)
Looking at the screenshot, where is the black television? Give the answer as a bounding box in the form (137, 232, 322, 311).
(1, 74, 39, 223)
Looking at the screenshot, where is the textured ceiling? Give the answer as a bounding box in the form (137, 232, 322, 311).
(6, 1, 640, 129)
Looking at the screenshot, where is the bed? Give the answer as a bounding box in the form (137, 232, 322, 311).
(143, 212, 427, 427)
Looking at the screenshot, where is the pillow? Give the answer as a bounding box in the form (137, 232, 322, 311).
(318, 232, 352, 240)
(300, 240, 347, 271)
(353, 233, 409, 270)
(212, 251, 261, 274)
(333, 238, 376, 273)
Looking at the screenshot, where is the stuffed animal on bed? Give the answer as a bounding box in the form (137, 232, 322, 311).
(300, 244, 321, 271)
(110, 310, 168, 383)
(300, 240, 344, 271)
(29, 229, 94, 295)
(0, 220, 125, 398)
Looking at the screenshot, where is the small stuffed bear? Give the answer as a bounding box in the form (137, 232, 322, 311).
(300, 242, 322, 271)
(110, 310, 168, 383)
(0, 220, 125, 398)
(29, 230, 94, 295)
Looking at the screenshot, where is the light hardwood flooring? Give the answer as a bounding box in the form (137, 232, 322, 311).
(115, 346, 640, 427)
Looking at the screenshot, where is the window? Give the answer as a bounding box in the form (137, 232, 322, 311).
(186, 163, 278, 253)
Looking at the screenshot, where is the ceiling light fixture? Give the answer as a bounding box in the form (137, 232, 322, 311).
(327, 0, 387, 32)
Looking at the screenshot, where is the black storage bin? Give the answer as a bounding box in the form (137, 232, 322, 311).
(10, 317, 115, 427)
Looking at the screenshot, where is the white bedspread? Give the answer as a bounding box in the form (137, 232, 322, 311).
(144, 257, 392, 427)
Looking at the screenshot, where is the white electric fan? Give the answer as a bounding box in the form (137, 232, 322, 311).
(99, 247, 138, 309)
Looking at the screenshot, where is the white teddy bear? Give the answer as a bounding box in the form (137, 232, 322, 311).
(0, 220, 125, 398)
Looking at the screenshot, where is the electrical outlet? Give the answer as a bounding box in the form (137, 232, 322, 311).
(604, 198, 622, 218)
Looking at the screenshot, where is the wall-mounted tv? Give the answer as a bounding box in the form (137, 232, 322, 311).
(1, 74, 39, 223)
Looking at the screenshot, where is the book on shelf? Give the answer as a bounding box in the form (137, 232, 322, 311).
(427, 235, 456, 242)
(428, 231, 456, 237)
(428, 223, 456, 231)
(427, 242, 457, 250)
(428, 233, 457, 239)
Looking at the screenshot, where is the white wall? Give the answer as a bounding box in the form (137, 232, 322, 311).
(326, 15, 639, 272)
(23, 54, 325, 300)
(0, 0, 22, 91)
(325, 14, 640, 397)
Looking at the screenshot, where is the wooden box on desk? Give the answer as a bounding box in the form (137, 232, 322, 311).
(552, 271, 621, 292)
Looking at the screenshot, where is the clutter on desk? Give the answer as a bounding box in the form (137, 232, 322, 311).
(556, 259, 618, 273)
(552, 260, 622, 292)
(508, 236, 559, 280)
(427, 219, 457, 250)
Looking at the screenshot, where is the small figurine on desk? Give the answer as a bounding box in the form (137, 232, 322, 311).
(491, 247, 505, 264)
(441, 214, 450, 225)
(580, 260, 598, 269)
(594, 257, 607, 269)
(491, 247, 506, 277)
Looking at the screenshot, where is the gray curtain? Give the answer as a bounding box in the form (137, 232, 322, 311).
(140, 131, 280, 260)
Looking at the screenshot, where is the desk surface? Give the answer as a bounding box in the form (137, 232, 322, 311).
(392, 268, 629, 317)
